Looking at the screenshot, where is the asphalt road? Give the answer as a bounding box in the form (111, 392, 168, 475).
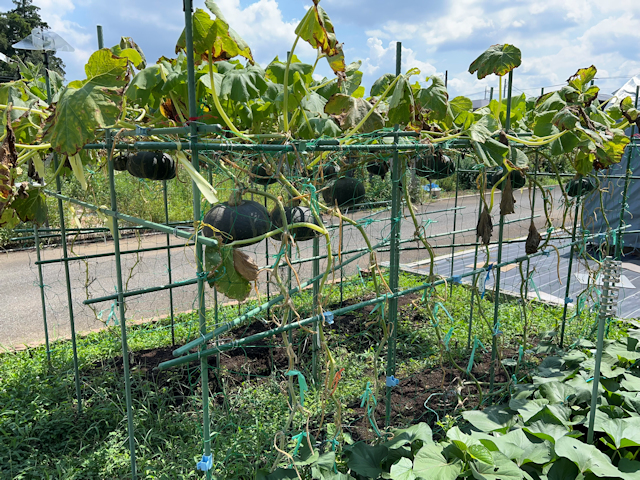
(0, 187, 565, 348)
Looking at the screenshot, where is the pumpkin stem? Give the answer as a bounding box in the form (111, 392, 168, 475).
(228, 189, 244, 207)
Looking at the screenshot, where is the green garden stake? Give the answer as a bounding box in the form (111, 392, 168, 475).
(490, 69, 514, 391)
(163, 179, 176, 345)
(183, 2, 212, 478)
(33, 224, 50, 363)
(467, 178, 484, 349)
(106, 130, 137, 479)
(560, 180, 582, 348)
(385, 41, 402, 427)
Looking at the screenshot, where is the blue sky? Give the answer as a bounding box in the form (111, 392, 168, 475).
(2, 0, 640, 99)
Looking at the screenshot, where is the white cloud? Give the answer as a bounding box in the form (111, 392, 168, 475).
(362, 37, 437, 79)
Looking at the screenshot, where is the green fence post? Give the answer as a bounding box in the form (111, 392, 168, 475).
(184, 1, 211, 477)
(33, 224, 51, 363)
(559, 182, 582, 347)
(312, 235, 320, 384)
(489, 70, 514, 391)
(47, 51, 82, 412)
(163, 180, 176, 345)
(449, 153, 462, 295)
(385, 41, 402, 426)
(105, 129, 137, 478)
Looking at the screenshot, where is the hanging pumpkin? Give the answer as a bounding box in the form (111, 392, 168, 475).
(126, 151, 176, 180)
(415, 151, 455, 179)
(202, 191, 271, 245)
(270, 206, 321, 242)
(366, 159, 389, 179)
(566, 175, 597, 197)
(251, 163, 278, 185)
(490, 168, 526, 190)
(322, 177, 366, 208)
(322, 163, 340, 181)
(113, 154, 129, 171)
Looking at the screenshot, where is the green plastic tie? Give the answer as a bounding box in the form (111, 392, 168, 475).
(527, 272, 541, 301)
(291, 432, 307, 457)
(467, 336, 486, 374)
(443, 327, 454, 351)
(285, 370, 308, 407)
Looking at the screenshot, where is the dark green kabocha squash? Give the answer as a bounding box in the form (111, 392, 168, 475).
(415, 151, 455, 179)
(566, 175, 597, 197)
(113, 154, 129, 171)
(251, 163, 278, 185)
(270, 206, 321, 242)
(367, 160, 389, 179)
(202, 191, 271, 245)
(322, 177, 366, 208)
(490, 168, 527, 190)
(126, 151, 176, 180)
(321, 163, 341, 181)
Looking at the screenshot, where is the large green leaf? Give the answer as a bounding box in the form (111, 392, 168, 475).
(344, 442, 388, 478)
(266, 56, 313, 85)
(83, 49, 129, 86)
(470, 452, 523, 480)
(418, 76, 448, 120)
(371, 73, 396, 97)
(10, 185, 47, 226)
(619, 459, 640, 480)
(469, 44, 522, 79)
(210, 246, 251, 301)
(126, 64, 166, 107)
(471, 137, 509, 166)
(412, 444, 462, 480)
(554, 436, 622, 477)
(450, 96, 473, 117)
(479, 429, 551, 467)
(599, 416, 640, 449)
(538, 381, 576, 405)
(388, 75, 414, 125)
(297, 117, 342, 139)
(384, 423, 433, 449)
(462, 405, 516, 433)
(342, 61, 363, 96)
(176, 5, 253, 64)
(546, 457, 579, 480)
(522, 421, 572, 444)
(219, 65, 268, 102)
(43, 75, 123, 156)
(295, 1, 345, 78)
(567, 66, 597, 93)
(325, 94, 384, 132)
(389, 457, 415, 480)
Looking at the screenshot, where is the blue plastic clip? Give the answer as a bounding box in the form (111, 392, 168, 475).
(565, 297, 573, 304)
(452, 275, 462, 285)
(386, 375, 400, 387)
(135, 125, 150, 136)
(481, 264, 493, 299)
(323, 311, 334, 325)
(197, 455, 213, 472)
(542, 250, 550, 257)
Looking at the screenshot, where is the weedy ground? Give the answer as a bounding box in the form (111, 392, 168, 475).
(0, 272, 624, 479)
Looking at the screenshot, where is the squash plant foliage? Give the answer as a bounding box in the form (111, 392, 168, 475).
(0, 0, 632, 233)
(257, 321, 640, 479)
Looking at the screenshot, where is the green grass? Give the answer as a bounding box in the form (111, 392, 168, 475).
(0, 272, 626, 479)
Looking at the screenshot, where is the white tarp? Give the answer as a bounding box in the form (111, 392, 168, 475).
(609, 76, 640, 105)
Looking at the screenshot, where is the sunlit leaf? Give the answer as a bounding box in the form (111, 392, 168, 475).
(469, 44, 522, 79)
(295, 1, 345, 78)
